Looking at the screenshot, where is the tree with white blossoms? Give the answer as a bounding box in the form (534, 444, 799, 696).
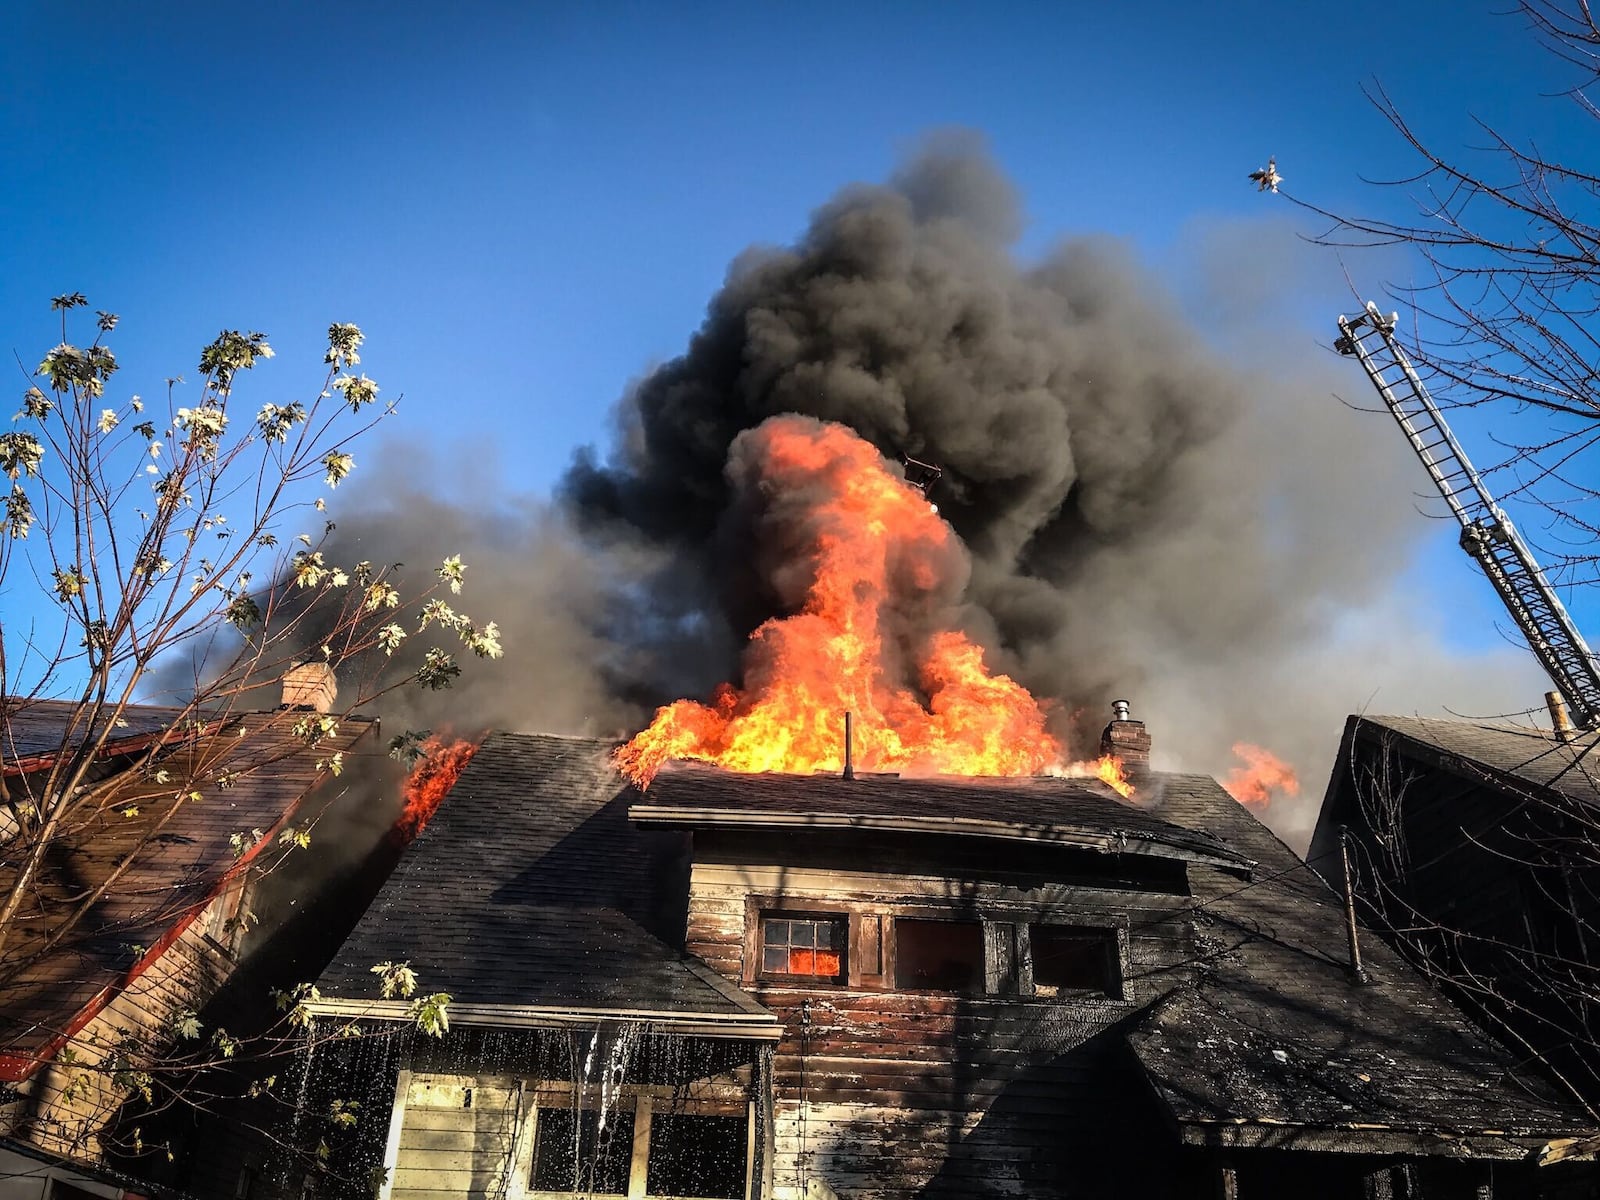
(0, 295, 495, 1175)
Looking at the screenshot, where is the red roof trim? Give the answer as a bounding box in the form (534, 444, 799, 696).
(3, 718, 221, 779)
(0, 722, 371, 1082)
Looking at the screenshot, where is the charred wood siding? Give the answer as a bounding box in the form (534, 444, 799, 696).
(685, 832, 1195, 1200)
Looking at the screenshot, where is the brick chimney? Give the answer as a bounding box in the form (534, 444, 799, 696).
(1100, 699, 1151, 778)
(281, 662, 337, 713)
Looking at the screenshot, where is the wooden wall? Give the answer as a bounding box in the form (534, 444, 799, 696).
(388, 1075, 527, 1200)
(683, 830, 1196, 1200)
(6, 892, 239, 1164)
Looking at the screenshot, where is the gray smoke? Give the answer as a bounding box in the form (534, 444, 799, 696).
(322, 135, 1548, 848)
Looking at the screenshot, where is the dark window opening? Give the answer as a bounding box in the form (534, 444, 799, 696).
(531, 1106, 635, 1196)
(894, 917, 984, 993)
(1031, 925, 1118, 997)
(646, 1112, 747, 1199)
(760, 914, 845, 981)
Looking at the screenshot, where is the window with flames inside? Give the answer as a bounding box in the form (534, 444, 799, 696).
(759, 914, 845, 983)
(753, 908, 1122, 999)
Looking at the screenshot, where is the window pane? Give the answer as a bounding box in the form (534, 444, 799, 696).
(646, 1112, 747, 1200)
(759, 914, 846, 980)
(894, 918, 985, 993)
(531, 1106, 634, 1195)
(1031, 925, 1116, 997)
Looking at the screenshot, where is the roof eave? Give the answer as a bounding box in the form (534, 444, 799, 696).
(1168, 1115, 1575, 1161)
(630, 804, 1255, 876)
(304, 998, 783, 1041)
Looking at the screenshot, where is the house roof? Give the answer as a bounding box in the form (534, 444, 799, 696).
(0, 707, 374, 1080)
(1332, 714, 1600, 805)
(315, 733, 780, 1038)
(632, 761, 1254, 874)
(1134, 772, 1590, 1156)
(2, 698, 192, 774)
(318, 737, 1590, 1152)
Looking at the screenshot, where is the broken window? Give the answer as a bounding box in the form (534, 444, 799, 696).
(1030, 924, 1119, 997)
(646, 1112, 747, 1199)
(531, 1106, 635, 1196)
(760, 913, 845, 982)
(894, 917, 985, 993)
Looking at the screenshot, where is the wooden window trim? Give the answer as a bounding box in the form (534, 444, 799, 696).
(1023, 917, 1130, 1002)
(739, 895, 1132, 1001)
(753, 909, 847, 986)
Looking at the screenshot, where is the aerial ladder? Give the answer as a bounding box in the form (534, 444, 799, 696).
(1335, 301, 1600, 730)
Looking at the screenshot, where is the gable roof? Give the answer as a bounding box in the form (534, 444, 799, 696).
(632, 761, 1254, 874)
(1134, 773, 1589, 1156)
(315, 733, 779, 1039)
(0, 709, 374, 1080)
(1330, 714, 1600, 805)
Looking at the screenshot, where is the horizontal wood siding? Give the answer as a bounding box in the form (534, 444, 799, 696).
(13, 906, 235, 1163)
(392, 1076, 527, 1200)
(686, 839, 1194, 1199)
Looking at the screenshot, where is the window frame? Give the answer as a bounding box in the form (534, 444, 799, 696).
(889, 914, 988, 995)
(754, 910, 848, 985)
(739, 897, 1132, 1002)
(199, 873, 252, 957)
(1023, 920, 1127, 1001)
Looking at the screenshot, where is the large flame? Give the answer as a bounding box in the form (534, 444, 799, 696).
(617, 417, 1123, 790)
(1221, 741, 1298, 809)
(395, 737, 479, 844)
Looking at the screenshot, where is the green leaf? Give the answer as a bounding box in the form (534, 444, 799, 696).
(370, 960, 418, 999)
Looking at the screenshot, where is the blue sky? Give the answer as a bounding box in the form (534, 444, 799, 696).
(2, 0, 1594, 723)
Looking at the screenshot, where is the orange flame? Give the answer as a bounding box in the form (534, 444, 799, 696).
(1096, 755, 1134, 799)
(1221, 741, 1298, 809)
(395, 737, 479, 844)
(616, 417, 1074, 788)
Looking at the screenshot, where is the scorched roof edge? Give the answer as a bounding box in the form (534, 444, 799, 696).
(629, 801, 1255, 876)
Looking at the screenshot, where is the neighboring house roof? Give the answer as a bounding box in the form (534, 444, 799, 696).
(632, 760, 1254, 874)
(2, 699, 192, 776)
(0, 708, 374, 1080)
(315, 733, 779, 1039)
(1136, 772, 1589, 1157)
(1323, 714, 1600, 806)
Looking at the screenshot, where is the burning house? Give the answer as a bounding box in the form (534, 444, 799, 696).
(276, 399, 1598, 1200)
(290, 706, 1593, 1200)
(131, 148, 1600, 1197)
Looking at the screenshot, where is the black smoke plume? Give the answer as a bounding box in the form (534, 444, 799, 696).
(311, 134, 1543, 845)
